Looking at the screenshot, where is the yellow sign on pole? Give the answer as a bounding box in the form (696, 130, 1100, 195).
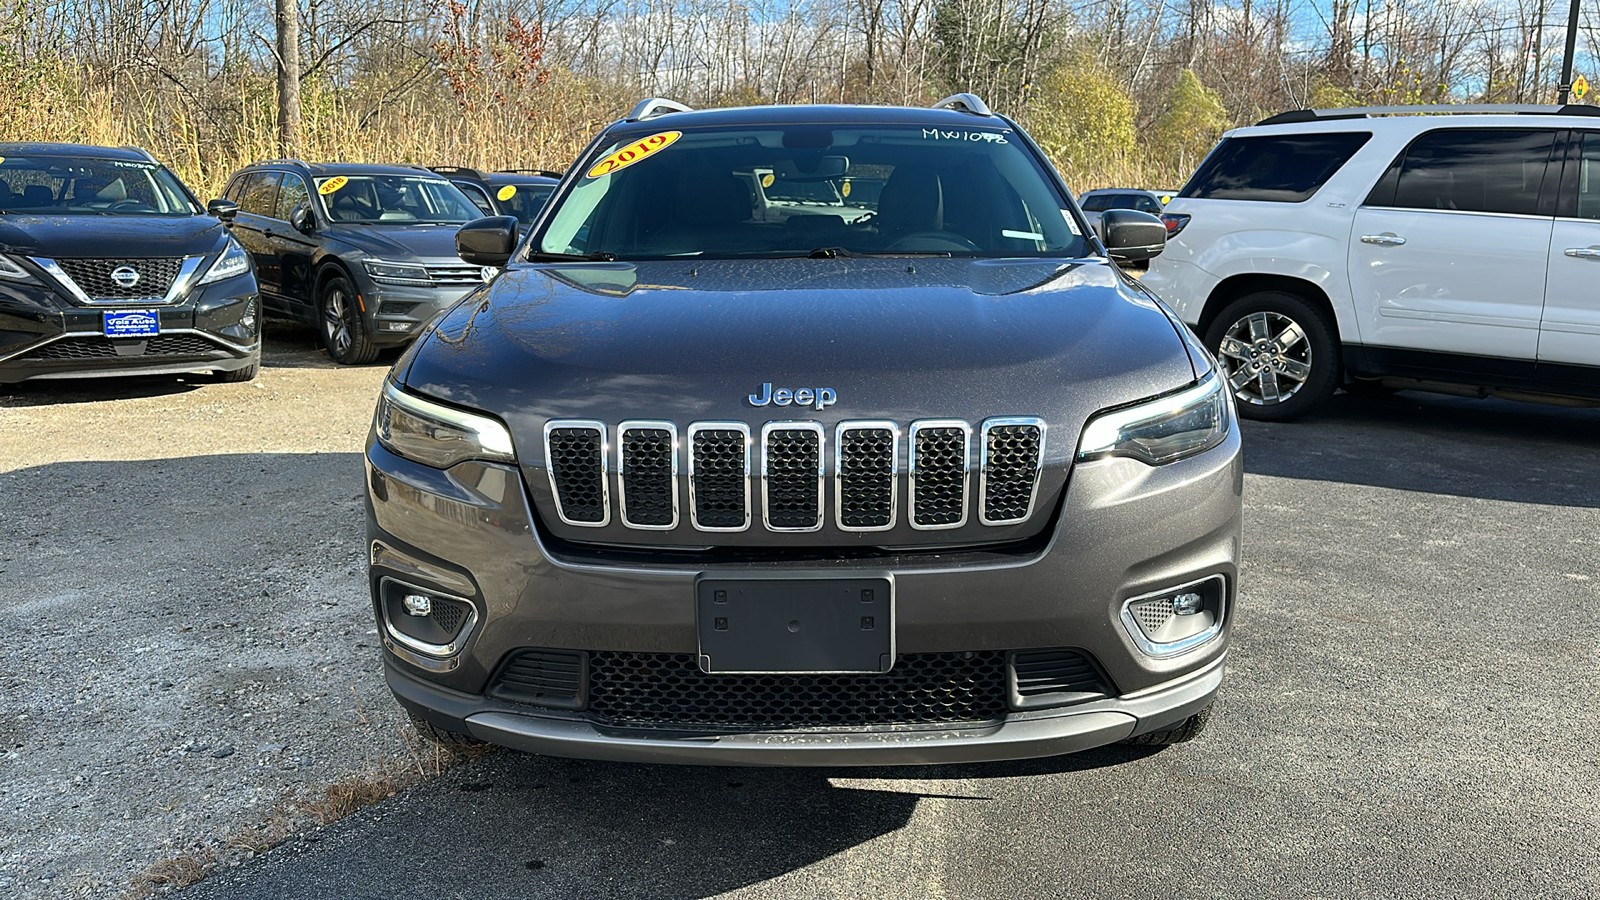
(1574, 75, 1590, 101)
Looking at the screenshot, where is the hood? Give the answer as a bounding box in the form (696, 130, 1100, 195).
(322, 223, 466, 262)
(401, 257, 1198, 548)
(0, 214, 228, 258)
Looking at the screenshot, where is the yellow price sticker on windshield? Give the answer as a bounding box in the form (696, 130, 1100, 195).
(761, 173, 775, 188)
(318, 175, 348, 195)
(841, 180, 851, 198)
(586, 131, 681, 179)
(496, 185, 517, 202)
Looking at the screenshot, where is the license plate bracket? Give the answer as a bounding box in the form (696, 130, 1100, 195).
(696, 576, 893, 674)
(103, 310, 160, 337)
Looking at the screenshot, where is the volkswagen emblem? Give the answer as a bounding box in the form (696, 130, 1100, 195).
(480, 266, 500, 283)
(110, 266, 141, 288)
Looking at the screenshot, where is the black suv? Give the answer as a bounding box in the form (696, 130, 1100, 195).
(221, 160, 488, 364)
(431, 167, 562, 225)
(0, 143, 260, 385)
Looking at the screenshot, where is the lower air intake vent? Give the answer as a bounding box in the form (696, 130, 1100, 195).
(1007, 648, 1114, 710)
(544, 421, 609, 526)
(762, 424, 822, 531)
(489, 649, 587, 710)
(689, 423, 750, 531)
(619, 422, 677, 529)
(981, 419, 1045, 524)
(586, 651, 1008, 729)
(836, 423, 897, 531)
(910, 421, 970, 528)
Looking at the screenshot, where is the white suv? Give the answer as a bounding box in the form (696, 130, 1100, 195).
(1144, 104, 1600, 419)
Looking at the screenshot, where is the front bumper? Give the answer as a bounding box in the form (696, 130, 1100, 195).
(0, 272, 260, 384)
(361, 280, 478, 347)
(388, 653, 1224, 766)
(366, 418, 1242, 764)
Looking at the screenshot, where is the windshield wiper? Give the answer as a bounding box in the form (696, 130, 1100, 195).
(807, 247, 853, 259)
(527, 250, 617, 262)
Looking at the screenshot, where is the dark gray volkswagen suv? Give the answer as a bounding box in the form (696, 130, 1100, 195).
(367, 96, 1241, 765)
(222, 161, 488, 364)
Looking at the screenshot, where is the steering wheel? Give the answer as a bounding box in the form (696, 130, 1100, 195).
(108, 200, 145, 210)
(886, 231, 979, 252)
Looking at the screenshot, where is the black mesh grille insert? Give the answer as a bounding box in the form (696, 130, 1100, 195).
(489, 649, 586, 710)
(547, 426, 606, 524)
(691, 428, 747, 529)
(763, 427, 821, 530)
(620, 426, 675, 527)
(55, 257, 182, 300)
(1008, 648, 1114, 710)
(838, 427, 894, 529)
(23, 334, 222, 360)
(586, 651, 1008, 728)
(983, 423, 1043, 523)
(912, 426, 968, 527)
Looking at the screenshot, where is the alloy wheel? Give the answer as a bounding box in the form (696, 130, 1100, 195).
(1216, 311, 1313, 406)
(323, 287, 352, 356)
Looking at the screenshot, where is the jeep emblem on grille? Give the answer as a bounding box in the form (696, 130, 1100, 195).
(747, 383, 837, 410)
(110, 266, 141, 288)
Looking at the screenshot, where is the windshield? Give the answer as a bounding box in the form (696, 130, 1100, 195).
(536, 125, 1088, 259)
(0, 157, 197, 216)
(314, 175, 481, 224)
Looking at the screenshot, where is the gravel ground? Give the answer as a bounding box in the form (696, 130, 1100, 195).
(0, 325, 428, 897)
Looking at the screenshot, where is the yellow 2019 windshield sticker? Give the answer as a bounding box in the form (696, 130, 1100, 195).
(586, 131, 681, 179)
(496, 185, 517, 201)
(761, 173, 775, 188)
(841, 180, 851, 198)
(317, 175, 348, 195)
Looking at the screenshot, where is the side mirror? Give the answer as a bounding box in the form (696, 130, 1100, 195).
(1101, 209, 1166, 264)
(457, 215, 519, 267)
(207, 198, 238, 221)
(290, 203, 315, 234)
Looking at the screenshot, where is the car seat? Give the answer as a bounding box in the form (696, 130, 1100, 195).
(20, 185, 54, 207)
(874, 166, 943, 245)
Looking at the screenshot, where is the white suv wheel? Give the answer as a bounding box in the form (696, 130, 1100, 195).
(1217, 310, 1313, 406)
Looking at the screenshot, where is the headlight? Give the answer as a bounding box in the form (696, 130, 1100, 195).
(1077, 371, 1231, 465)
(374, 381, 515, 468)
(197, 238, 251, 285)
(364, 259, 432, 286)
(0, 254, 37, 283)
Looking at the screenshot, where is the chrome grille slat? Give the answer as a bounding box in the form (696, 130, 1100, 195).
(836, 422, 898, 532)
(423, 264, 486, 284)
(618, 421, 678, 530)
(543, 420, 610, 527)
(980, 418, 1046, 525)
(761, 422, 824, 532)
(688, 422, 751, 531)
(909, 420, 971, 529)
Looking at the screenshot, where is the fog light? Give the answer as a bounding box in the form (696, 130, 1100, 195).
(402, 593, 432, 617)
(379, 321, 415, 333)
(1172, 591, 1203, 616)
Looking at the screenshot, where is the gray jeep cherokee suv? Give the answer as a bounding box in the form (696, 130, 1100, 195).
(367, 96, 1242, 765)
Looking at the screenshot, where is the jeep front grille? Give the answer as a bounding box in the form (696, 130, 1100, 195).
(836, 422, 897, 531)
(541, 416, 1047, 534)
(688, 423, 751, 531)
(618, 422, 678, 529)
(543, 421, 609, 526)
(910, 421, 971, 529)
(980, 418, 1046, 525)
(52, 257, 184, 302)
(762, 423, 823, 531)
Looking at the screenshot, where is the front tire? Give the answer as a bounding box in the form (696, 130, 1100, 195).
(318, 273, 379, 365)
(1203, 291, 1339, 421)
(217, 361, 259, 383)
(1122, 702, 1213, 746)
(407, 710, 487, 750)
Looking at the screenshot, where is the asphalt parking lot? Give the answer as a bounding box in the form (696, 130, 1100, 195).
(4, 339, 1598, 899)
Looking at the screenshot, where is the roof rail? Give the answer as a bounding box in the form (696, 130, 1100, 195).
(1255, 104, 1600, 126)
(428, 165, 486, 180)
(932, 93, 994, 117)
(251, 158, 309, 168)
(118, 145, 160, 164)
(499, 168, 564, 178)
(627, 98, 693, 122)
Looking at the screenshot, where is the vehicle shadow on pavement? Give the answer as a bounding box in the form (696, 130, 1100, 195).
(1242, 389, 1600, 508)
(261, 321, 402, 371)
(0, 374, 207, 406)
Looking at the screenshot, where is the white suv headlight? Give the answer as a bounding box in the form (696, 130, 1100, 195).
(1077, 371, 1232, 465)
(198, 237, 251, 285)
(375, 382, 515, 469)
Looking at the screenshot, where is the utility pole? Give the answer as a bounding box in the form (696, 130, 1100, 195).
(275, 0, 301, 156)
(1559, 0, 1582, 103)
